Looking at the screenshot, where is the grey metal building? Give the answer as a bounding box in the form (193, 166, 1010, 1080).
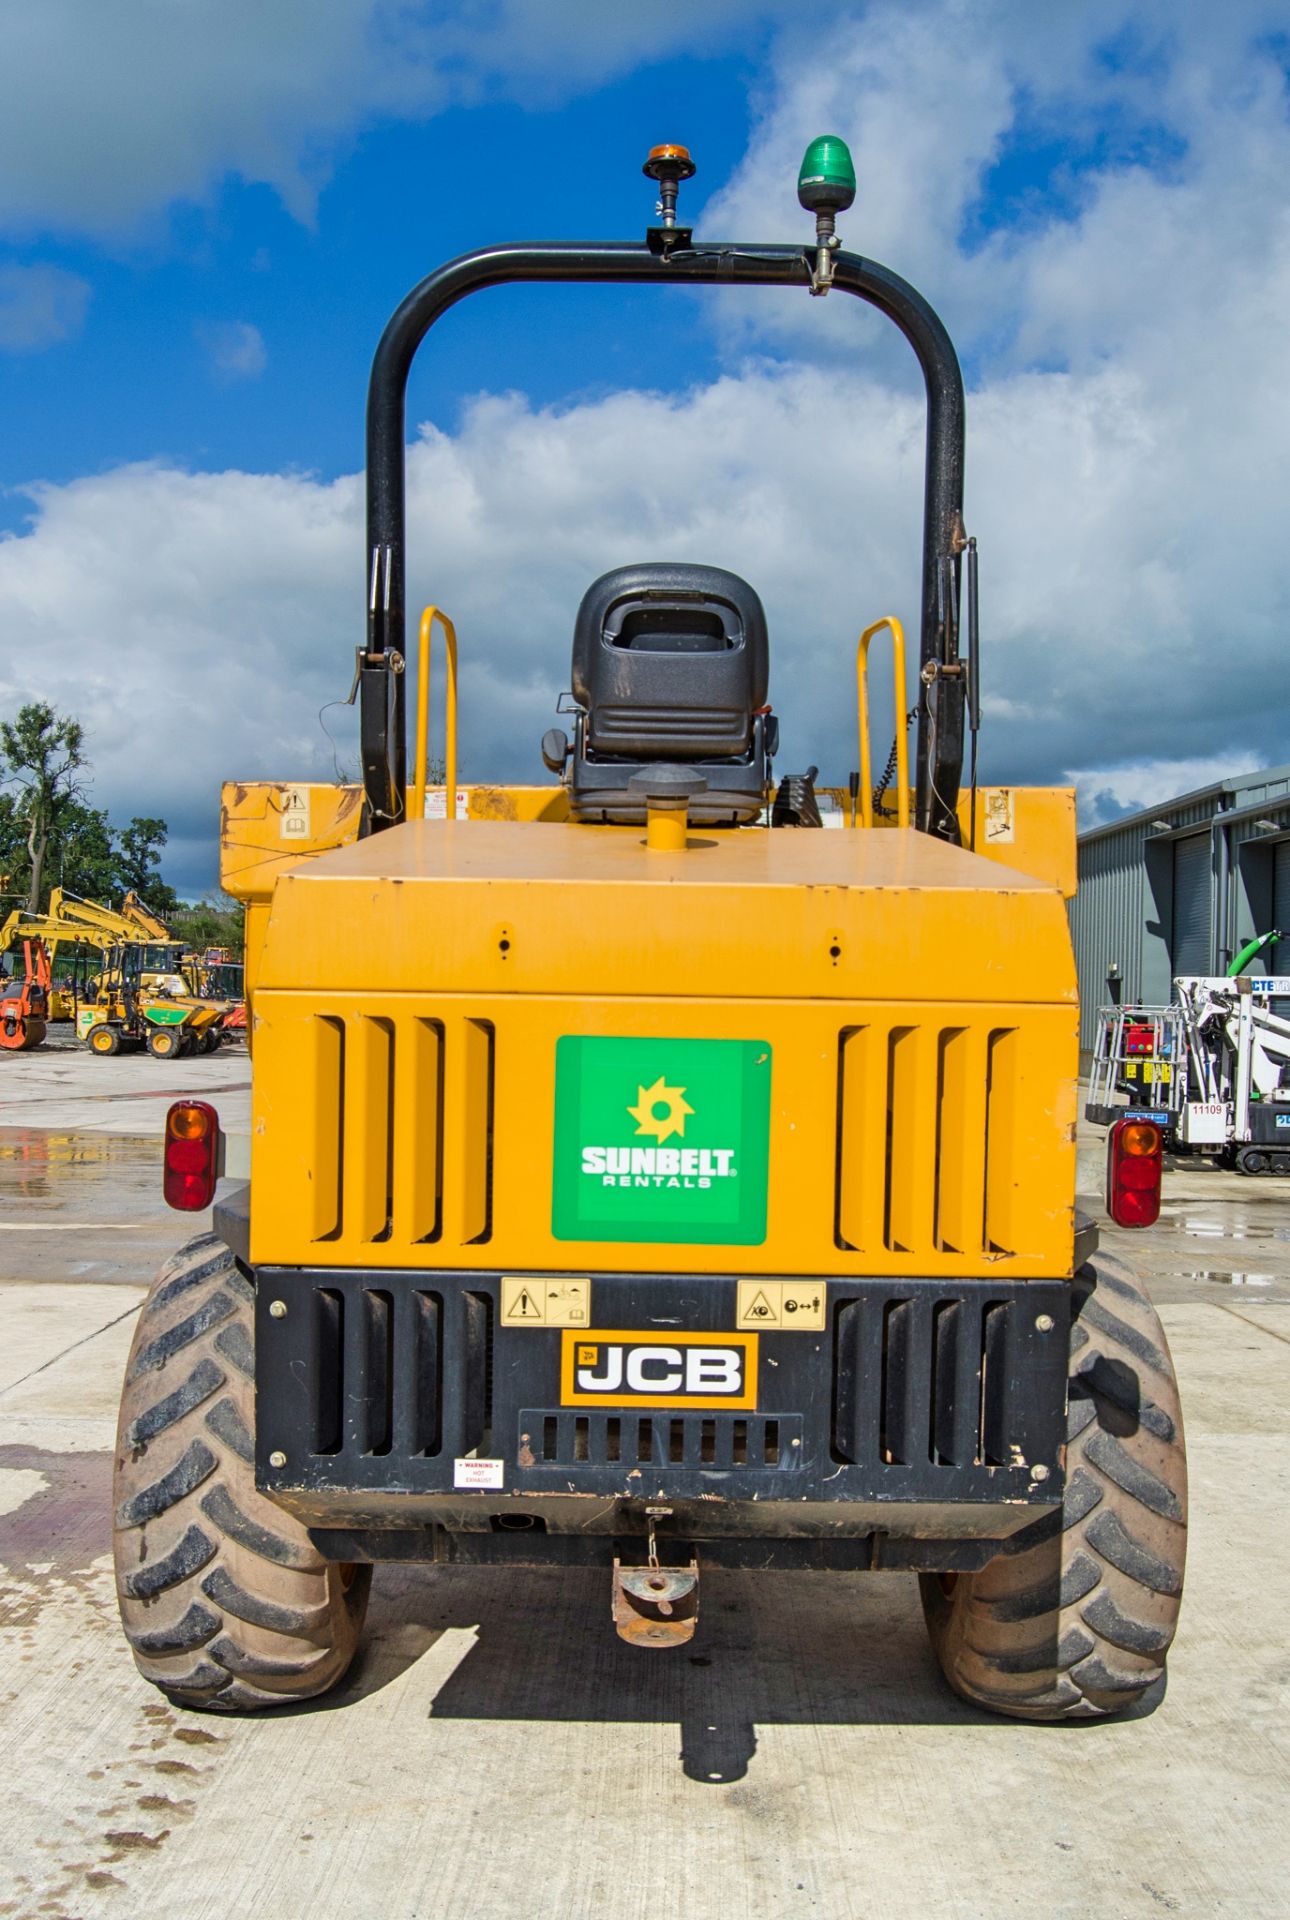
(1071, 764, 1290, 1051)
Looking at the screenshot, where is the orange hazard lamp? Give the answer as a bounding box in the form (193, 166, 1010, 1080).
(1106, 1116, 1163, 1228)
(164, 1100, 221, 1211)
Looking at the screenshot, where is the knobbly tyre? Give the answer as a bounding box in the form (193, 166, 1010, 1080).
(113, 139, 1186, 1718)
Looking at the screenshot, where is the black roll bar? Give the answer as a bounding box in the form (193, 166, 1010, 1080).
(363, 240, 966, 838)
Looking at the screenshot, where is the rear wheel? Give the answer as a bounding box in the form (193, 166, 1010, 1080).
(87, 1023, 120, 1056)
(113, 1233, 370, 1710)
(920, 1252, 1186, 1720)
(0, 1010, 41, 1049)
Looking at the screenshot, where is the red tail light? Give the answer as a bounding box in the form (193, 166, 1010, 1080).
(164, 1100, 221, 1211)
(1106, 1116, 1163, 1228)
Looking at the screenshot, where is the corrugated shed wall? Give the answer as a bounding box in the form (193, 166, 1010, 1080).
(1071, 769, 1290, 1052)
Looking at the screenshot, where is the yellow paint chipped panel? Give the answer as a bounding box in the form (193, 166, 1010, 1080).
(252, 817, 1076, 1007)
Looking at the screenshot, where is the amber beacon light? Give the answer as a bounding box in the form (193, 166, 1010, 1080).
(164, 1099, 222, 1211)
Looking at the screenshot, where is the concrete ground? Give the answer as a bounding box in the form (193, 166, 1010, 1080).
(2, 1037, 1288, 1919)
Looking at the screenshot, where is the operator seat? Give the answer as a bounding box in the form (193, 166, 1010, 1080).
(551, 562, 774, 825)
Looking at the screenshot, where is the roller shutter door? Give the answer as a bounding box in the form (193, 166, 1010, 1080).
(1273, 841, 1290, 977)
(1171, 834, 1211, 977)
(1272, 839, 1290, 1015)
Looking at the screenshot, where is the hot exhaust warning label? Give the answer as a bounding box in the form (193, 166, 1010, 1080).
(551, 1036, 771, 1245)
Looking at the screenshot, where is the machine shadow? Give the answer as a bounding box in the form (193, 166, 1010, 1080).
(330, 1562, 990, 1780)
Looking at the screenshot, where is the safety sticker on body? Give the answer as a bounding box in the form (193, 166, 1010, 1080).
(454, 1457, 505, 1489)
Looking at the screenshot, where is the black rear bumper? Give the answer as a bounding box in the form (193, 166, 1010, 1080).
(244, 1260, 1072, 1556)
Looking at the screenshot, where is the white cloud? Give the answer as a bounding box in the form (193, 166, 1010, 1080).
(703, 0, 1290, 375)
(0, 342, 1285, 894)
(198, 321, 268, 382)
(0, 462, 360, 892)
(1068, 755, 1267, 832)
(0, 0, 794, 239)
(0, 262, 90, 352)
(1, 0, 1287, 894)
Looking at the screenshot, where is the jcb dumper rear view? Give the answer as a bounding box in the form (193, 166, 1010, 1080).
(112, 139, 1186, 1720)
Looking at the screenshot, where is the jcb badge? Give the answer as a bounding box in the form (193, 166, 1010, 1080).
(560, 1330, 758, 1409)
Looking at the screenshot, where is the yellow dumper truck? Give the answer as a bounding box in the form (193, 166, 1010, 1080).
(112, 139, 1185, 1719)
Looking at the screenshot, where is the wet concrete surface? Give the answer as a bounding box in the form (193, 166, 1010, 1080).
(0, 1028, 248, 1284)
(1096, 1166, 1290, 1303)
(0, 1132, 192, 1285)
(1, 1044, 1288, 1917)
(0, 1022, 250, 1138)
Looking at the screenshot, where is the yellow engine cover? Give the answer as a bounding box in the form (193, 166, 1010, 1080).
(247, 819, 1078, 1280)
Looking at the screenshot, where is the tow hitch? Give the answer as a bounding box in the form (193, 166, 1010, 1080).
(612, 1510, 699, 1647)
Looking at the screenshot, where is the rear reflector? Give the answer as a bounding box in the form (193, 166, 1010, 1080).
(164, 1100, 221, 1211)
(1106, 1115, 1162, 1228)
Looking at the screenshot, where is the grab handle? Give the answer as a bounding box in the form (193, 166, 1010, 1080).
(855, 616, 910, 829)
(413, 605, 459, 821)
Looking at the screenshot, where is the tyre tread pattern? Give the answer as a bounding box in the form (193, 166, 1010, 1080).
(920, 1251, 1187, 1721)
(113, 1234, 370, 1712)
(125, 1358, 225, 1449)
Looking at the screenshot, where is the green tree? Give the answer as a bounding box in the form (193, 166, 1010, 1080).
(0, 792, 25, 902)
(0, 703, 87, 913)
(171, 888, 244, 958)
(53, 802, 119, 901)
(114, 815, 178, 914)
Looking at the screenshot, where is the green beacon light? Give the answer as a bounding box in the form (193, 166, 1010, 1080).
(798, 134, 856, 295)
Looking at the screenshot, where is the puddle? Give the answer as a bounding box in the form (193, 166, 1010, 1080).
(1175, 1271, 1277, 1286)
(0, 1128, 157, 1208)
(0, 1129, 145, 1166)
(1176, 1215, 1287, 1240)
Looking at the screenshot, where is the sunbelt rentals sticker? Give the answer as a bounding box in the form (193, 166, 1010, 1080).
(551, 1036, 772, 1245)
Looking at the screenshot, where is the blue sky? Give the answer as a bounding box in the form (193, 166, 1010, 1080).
(0, 45, 765, 508)
(0, 1, 1287, 897)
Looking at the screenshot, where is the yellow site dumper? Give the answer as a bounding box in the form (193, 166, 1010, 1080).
(111, 138, 1186, 1719)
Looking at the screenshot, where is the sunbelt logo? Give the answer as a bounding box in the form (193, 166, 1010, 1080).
(552, 1036, 771, 1246)
(580, 1076, 738, 1188)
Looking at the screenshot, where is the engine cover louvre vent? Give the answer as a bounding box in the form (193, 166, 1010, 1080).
(249, 993, 1075, 1278)
(274, 1012, 495, 1252)
(834, 1022, 1022, 1259)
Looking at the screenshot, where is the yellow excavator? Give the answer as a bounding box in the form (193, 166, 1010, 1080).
(0, 887, 179, 1016)
(0, 889, 230, 1055)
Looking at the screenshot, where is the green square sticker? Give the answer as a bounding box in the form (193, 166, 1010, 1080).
(552, 1036, 772, 1245)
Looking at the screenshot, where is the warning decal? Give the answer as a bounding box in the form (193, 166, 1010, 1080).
(501, 1276, 590, 1328)
(454, 1457, 504, 1489)
(279, 784, 311, 841)
(735, 1280, 826, 1331)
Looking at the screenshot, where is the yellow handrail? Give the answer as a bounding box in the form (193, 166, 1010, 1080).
(413, 605, 459, 822)
(855, 616, 910, 830)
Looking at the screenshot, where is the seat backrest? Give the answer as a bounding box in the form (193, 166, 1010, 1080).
(571, 563, 768, 760)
